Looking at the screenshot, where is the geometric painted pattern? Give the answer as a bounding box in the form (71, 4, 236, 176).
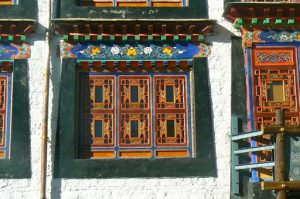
(254, 49, 294, 66)
(249, 46, 300, 174)
(80, 76, 116, 149)
(78, 72, 192, 159)
(155, 76, 187, 146)
(252, 48, 300, 129)
(119, 76, 151, 147)
(60, 41, 210, 60)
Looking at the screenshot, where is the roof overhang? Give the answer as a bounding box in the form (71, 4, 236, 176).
(223, 2, 300, 30)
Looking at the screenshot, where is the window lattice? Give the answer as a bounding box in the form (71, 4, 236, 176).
(251, 48, 300, 165)
(79, 73, 192, 159)
(81, 76, 115, 150)
(155, 76, 187, 146)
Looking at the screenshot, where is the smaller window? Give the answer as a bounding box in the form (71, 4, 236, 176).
(166, 85, 174, 102)
(130, 86, 139, 103)
(166, 120, 175, 137)
(130, 120, 139, 138)
(95, 86, 103, 103)
(94, 120, 103, 138)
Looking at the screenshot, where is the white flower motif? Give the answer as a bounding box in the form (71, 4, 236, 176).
(110, 46, 120, 55)
(143, 47, 153, 55)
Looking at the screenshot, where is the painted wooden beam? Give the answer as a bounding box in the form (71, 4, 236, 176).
(263, 125, 300, 135)
(261, 181, 300, 191)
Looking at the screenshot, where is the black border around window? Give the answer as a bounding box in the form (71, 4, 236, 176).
(0, 60, 31, 178)
(54, 58, 217, 178)
(57, 0, 208, 19)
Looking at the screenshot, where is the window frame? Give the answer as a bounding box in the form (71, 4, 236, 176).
(0, 60, 31, 178)
(57, 0, 208, 19)
(0, 73, 12, 159)
(55, 58, 216, 178)
(77, 72, 193, 159)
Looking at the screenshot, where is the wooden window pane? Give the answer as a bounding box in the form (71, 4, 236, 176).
(130, 86, 139, 103)
(167, 120, 175, 137)
(95, 120, 103, 138)
(166, 85, 174, 102)
(131, 120, 139, 138)
(95, 86, 103, 103)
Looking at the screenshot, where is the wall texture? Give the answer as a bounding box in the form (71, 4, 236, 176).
(0, 0, 237, 198)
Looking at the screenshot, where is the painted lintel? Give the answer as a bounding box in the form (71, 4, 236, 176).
(0, 42, 31, 60)
(60, 41, 210, 60)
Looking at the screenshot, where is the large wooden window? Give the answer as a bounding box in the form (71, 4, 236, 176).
(78, 73, 193, 159)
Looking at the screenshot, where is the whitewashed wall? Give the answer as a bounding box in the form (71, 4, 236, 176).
(0, 0, 238, 198)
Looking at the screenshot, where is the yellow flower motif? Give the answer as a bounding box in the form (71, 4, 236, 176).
(127, 47, 137, 57)
(297, 34, 300, 40)
(163, 46, 173, 55)
(92, 47, 101, 55)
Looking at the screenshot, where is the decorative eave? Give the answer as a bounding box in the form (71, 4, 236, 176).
(52, 18, 215, 42)
(0, 19, 36, 41)
(223, 2, 300, 31)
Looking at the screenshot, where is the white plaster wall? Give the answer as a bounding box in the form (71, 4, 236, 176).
(0, 0, 238, 198)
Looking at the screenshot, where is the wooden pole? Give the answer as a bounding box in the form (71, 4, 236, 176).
(275, 109, 287, 199)
(41, 0, 52, 198)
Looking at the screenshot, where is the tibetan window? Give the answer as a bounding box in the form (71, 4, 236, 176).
(78, 72, 193, 159)
(0, 73, 11, 159)
(80, 0, 187, 7)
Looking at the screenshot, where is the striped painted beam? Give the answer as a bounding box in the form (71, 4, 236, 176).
(77, 59, 193, 71)
(234, 17, 299, 29)
(0, 34, 27, 41)
(63, 34, 205, 42)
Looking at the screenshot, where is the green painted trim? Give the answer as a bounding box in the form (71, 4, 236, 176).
(0, 60, 31, 178)
(20, 35, 26, 41)
(84, 35, 90, 41)
(263, 18, 270, 24)
(135, 35, 140, 41)
(198, 35, 205, 41)
(63, 34, 202, 42)
(54, 58, 217, 178)
(186, 35, 192, 41)
(63, 35, 69, 40)
(161, 35, 167, 41)
(275, 19, 282, 24)
(73, 35, 79, 40)
(288, 19, 295, 24)
(251, 18, 258, 25)
(110, 35, 115, 41)
(122, 35, 128, 41)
